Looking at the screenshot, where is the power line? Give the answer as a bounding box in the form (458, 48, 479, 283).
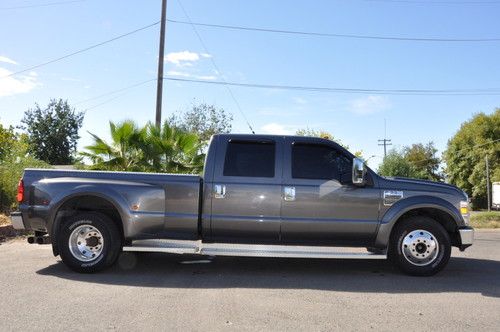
(4, 21, 160, 78)
(0, 0, 85, 10)
(77, 80, 158, 112)
(175, 0, 255, 134)
(167, 19, 500, 43)
(164, 77, 500, 96)
(379, 119, 392, 158)
(363, 0, 500, 4)
(82, 93, 130, 112)
(74, 79, 156, 105)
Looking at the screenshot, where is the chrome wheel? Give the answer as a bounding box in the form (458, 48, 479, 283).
(401, 229, 439, 266)
(68, 224, 104, 262)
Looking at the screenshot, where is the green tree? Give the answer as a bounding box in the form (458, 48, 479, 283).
(296, 128, 341, 143)
(378, 143, 442, 180)
(378, 149, 417, 178)
(295, 128, 364, 159)
(20, 99, 84, 165)
(404, 142, 443, 181)
(168, 102, 233, 144)
(444, 109, 500, 208)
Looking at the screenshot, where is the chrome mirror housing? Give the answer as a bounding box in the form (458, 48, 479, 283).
(352, 158, 366, 186)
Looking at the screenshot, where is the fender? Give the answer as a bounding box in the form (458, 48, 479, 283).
(47, 185, 131, 256)
(374, 195, 463, 248)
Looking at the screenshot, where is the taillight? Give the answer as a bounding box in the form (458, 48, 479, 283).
(16, 179, 24, 203)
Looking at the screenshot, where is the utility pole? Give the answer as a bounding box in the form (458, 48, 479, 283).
(378, 139, 392, 158)
(378, 119, 392, 158)
(486, 155, 491, 212)
(155, 0, 167, 127)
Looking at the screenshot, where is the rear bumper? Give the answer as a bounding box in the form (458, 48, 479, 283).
(458, 227, 474, 250)
(10, 212, 25, 230)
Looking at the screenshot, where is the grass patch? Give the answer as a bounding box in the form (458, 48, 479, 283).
(470, 211, 500, 229)
(0, 213, 31, 242)
(0, 214, 10, 226)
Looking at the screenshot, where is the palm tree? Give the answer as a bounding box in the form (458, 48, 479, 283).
(81, 120, 146, 171)
(82, 120, 205, 173)
(144, 122, 204, 174)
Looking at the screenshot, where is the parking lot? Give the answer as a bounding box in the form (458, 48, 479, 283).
(1, 230, 499, 331)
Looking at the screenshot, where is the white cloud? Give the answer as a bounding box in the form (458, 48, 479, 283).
(261, 123, 295, 135)
(349, 95, 391, 115)
(166, 70, 192, 78)
(166, 70, 216, 81)
(61, 76, 81, 82)
(0, 56, 18, 65)
(0, 67, 39, 97)
(196, 75, 217, 80)
(257, 107, 281, 116)
(292, 97, 307, 105)
(164, 50, 211, 66)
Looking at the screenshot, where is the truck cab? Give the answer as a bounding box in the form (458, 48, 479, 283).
(203, 135, 380, 245)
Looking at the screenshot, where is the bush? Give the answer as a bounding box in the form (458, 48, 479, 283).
(0, 130, 50, 213)
(0, 157, 50, 213)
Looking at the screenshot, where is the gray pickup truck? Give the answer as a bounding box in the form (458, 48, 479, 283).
(11, 134, 474, 276)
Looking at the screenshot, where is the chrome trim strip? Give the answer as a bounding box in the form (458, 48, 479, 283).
(123, 240, 387, 259)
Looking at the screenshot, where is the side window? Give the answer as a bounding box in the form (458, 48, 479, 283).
(292, 143, 352, 182)
(223, 141, 275, 178)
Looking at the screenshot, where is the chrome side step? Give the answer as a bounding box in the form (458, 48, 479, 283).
(123, 240, 387, 260)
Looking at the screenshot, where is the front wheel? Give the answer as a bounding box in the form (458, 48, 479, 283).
(388, 216, 451, 276)
(58, 212, 122, 273)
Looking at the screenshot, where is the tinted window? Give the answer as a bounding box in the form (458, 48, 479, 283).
(292, 143, 352, 181)
(223, 141, 275, 177)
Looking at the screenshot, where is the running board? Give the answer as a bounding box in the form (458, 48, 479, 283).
(123, 240, 387, 260)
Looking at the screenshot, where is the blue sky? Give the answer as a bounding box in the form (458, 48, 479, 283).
(1, 0, 499, 168)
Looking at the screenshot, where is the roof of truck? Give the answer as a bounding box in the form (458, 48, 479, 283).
(212, 133, 354, 157)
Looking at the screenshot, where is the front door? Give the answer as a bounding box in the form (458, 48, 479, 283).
(281, 138, 380, 245)
(209, 136, 284, 244)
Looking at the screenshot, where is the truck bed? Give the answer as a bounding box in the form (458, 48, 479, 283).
(21, 168, 202, 240)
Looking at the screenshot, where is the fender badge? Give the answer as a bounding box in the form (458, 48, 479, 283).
(383, 190, 404, 206)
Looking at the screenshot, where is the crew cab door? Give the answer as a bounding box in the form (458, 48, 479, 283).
(208, 136, 283, 243)
(281, 137, 380, 245)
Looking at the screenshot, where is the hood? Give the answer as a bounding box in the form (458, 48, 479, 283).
(379, 176, 467, 199)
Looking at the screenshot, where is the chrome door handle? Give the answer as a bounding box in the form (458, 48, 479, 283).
(283, 186, 295, 201)
(214, 184, 226, 198)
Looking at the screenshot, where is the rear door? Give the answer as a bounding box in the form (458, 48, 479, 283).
(281, 137, 380, 245)
(209, 136, 283, 243)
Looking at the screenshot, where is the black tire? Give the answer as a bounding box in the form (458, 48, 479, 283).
(388, 216, 451, 276)
(58, 212, 122, 273)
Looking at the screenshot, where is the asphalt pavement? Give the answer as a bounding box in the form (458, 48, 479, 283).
(1, 230, 499, 331)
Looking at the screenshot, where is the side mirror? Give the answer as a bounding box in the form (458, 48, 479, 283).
(352, 158, 366, 186)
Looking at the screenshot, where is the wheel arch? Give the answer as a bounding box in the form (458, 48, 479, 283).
(49, 192, 127, 256)
(375, 195, 463, 248)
